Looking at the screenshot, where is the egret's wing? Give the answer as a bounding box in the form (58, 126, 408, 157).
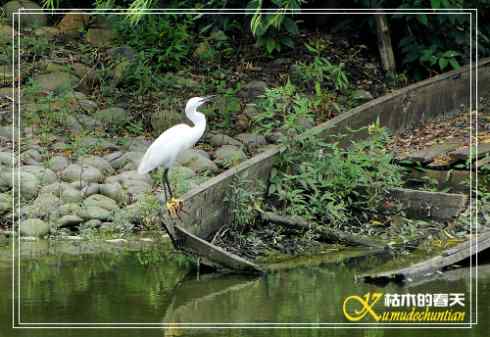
(137, 124, 191, 174)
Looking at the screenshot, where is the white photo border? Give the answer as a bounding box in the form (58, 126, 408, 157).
(10, 7, 479, 329)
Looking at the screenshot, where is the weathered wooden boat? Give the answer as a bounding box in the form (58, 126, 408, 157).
(361, 230, 490, 284)
(161, 58, 490, 274)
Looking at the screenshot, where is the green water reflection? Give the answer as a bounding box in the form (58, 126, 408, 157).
(0, 240, 488, 337)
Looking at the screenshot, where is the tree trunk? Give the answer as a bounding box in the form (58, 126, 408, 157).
(374, 14, 396, 75)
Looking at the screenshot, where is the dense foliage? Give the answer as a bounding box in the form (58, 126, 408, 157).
(37, 0, 490, 81)
(270, 122, 403, 228)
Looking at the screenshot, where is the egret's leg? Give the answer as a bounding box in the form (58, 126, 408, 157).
(161, 169, 169, 203)
(164, 168, 173, 199)
(164, 168, 183, 218)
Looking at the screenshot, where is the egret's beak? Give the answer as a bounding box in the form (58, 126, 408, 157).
(202, 95, 216, 103)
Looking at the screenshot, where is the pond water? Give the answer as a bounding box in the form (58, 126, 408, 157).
(0, 239, 488, 337)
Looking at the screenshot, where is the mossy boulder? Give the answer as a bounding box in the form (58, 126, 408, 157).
(2, 1, 47, 29)
(95, 107, 129, 128)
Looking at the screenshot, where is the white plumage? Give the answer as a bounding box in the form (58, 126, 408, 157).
(137, 96, 213, 207)
(137, 124, 195, 174)
(137, 96, 211, 176)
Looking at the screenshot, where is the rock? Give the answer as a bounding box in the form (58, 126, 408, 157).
(20, 149, 42, 165)
(0, 152, 12, 167)
(21, 166, 57, 185)
(20, 236, 38, 241)
(112, 59, 131, 86)
(105, 171, 152, 200)
(297, 117, 315, 129)
(79, 205, 112, 221)
(106, 170, 152, 184)
(105, 238, 127, 244)
(352, 89, 374, 101)
(0, 24, 16, 44)
(0, 193, 10, 214)
(2, 1, 47, 28)
(95, 107, 129, 128)
(235, 133, 267, 147)
(77, 98, 98, 114)
(57, 14, 89, 34)
(169, 166, 196, 181)
(151, 108, 182, 136)
(79, 155, 114, 175)
(57, 214, 83, 227)
(243, 104, 259, 119)
(122, 203, 144, 223)
(214, 145, 247, 168)
(99, 182, 127, 204)
(241, 80, 268, 99)
(33, 26, 59, 39)
(62, 164, 105, 183)
(86, 28, 115, 47)
(45, 63, 70, 73)
(99, 222, 116, 232)
(209, 133, 243, 147)
(71, 63, 98, 90)
(0, 171, 11, 192)
(0, 170, 41, 200)
(271, 57, 291, 68)
(41, 182, 83, 203)
(33, 72, 79, 93)
(121, 180, 152, 200)
(256, 144, 279, 153)
(25, 192, 62, 219)
(90, 15, 111, 29)
(0, 126, 12, 140)
(77, 114, 101, 129)
(46, 156, 70, 172)
(194, 148, 211, 160)
(80, 183, 99, 197)
(20, 218, 50, 237)
(266, 131, 284, 143)
(58, 203, 81, 217)
(81, 219, 102, 228)
(20, 171, 40, 200)
(105, 220, 134, 233)
(127, 137, 151, 153)
(63, 235, 83, 240)
(79, 137, 118, 151)
(176, 149, 219, 173)
(110, 151, 144, 170)
(167, 166, 196, 194)
(83, 194, 119, 211)
(104, 151, 124, 163)
(107, 46, 137, 62)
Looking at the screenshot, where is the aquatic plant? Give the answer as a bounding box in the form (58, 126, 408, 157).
(270, 121, 403, 228)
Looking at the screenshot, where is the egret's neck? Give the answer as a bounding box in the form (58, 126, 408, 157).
(185, 106, 206, 135)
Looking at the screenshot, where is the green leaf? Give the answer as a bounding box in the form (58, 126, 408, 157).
(280, 36, 295, 49)
(442, 50, 460, 58)
(431, 0, 441, 8)
(438, 57, 449, 70)
(304, 42, 317, 54)
(420, 49, 434, 62)
(417, 14, 429, 26)
(283, 17, 299, 35)
(449, 58, 461, 70)
(265, 38, 277, 54)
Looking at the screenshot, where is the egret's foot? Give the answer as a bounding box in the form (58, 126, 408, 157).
(166, 197, 184, 218)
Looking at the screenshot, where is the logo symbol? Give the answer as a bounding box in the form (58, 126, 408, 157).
(343, 292, 383, 321)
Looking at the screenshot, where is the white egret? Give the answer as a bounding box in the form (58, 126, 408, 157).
(137, 95, 215, 216)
